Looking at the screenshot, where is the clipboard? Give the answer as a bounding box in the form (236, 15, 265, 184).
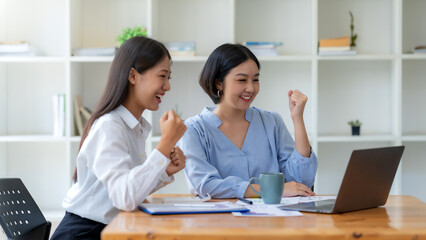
(146, 193, 211, 204)
(138, 201, 249, 215)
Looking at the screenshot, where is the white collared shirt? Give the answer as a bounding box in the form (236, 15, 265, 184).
(63, 105, 173, 224)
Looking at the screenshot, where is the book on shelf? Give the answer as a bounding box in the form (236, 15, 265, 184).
(0, 41, 44, 56)
(413, 45, 426, 54)
(73, 96, 84, 136)
(248, 48, 279, 56)
(318, 36, 356, 56)
(52, 94, 66, 137)
(318, 50, 356, 56)
(241, 41, 283, 57)
(318, 46, 351, 52)
(319, 36, 350, 47)
(80, 106, 92, 122)
(72, 47, 117, 56)
(163, 41, 195, 57)
(73, 96, 93, 136)
(0, 41, 30, 52)
(241, 41, 283, 47)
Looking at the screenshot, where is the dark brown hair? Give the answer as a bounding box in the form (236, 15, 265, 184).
(73, 36, 171, 182)
(199, 43, 260, 104)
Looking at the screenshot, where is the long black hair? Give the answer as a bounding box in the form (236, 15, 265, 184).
(199, 43, 260, 104)
(73, 36, 171, 182)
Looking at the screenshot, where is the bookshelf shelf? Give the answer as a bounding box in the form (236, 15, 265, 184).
(70, 56, 114, 63)
(402, 135, 426, 142)
(317, 135, 396, 143)
(0, 135, 68, 143)
(401, 54, 426, 60)
(1, 0, 426, 224)
(169, 56, 209, 62)
(258, 55, 313, 62)
(0, 57, 67, 63)
(317, 55, 395, 61)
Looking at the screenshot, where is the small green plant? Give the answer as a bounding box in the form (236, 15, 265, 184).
(349, 11, 358, 47)
(348, 119, 362, 127)
(116, 26, 148, 47)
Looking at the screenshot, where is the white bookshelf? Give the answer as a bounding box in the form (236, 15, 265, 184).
(1, 0, 426, 225)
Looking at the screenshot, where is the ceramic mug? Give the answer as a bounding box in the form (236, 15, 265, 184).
(249, 173, 284, 204)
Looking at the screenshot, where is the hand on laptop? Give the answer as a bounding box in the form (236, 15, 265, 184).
(283, 181, 315, 197)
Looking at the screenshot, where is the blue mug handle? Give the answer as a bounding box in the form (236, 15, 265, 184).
(249, 177, 262, 197)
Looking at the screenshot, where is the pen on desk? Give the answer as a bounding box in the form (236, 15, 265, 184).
(238, 198, 253, 205)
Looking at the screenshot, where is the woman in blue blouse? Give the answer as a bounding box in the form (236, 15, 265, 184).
(179, 43, 318, 198)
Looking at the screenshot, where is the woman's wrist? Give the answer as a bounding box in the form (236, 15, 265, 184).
(156, 140, 174, 158)
(292, 117, 305, 129)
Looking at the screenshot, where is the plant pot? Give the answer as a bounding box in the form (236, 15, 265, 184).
(351, 126, 360, 136)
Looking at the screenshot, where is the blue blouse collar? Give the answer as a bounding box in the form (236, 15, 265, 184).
(201, 106, 253, 128)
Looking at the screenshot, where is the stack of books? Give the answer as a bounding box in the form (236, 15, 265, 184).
(413, 45, 426, 54)
(72, 47, 117, 56)
(0, 41, 43, 56)
(163, 42, 195, 57)
(318, 36, 356, 56)
(242, 41, 283, 57)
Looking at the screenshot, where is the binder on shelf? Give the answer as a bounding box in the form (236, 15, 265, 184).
(73, 96, 84, 136)
(52, 95, 59, 136)
(52, 94, 65, 137)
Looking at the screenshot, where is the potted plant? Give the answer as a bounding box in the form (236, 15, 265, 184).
(348, 119, 362, 136)
(349, 11, 358, 48)
(116, 26, 148, 47)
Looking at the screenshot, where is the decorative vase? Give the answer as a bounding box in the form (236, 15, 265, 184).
(351, 126, 360, 136)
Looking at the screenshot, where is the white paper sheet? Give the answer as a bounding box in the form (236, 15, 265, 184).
(232, 196, 337, 217)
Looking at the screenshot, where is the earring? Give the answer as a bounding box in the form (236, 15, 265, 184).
(217, 90, 221, 98)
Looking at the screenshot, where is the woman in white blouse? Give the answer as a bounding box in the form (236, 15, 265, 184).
(51, 36, 187, 240)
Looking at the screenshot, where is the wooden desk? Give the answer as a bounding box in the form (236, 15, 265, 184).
(102, 195, 426, 240)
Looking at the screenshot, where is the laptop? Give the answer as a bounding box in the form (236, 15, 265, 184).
(279, 146, 405, 214)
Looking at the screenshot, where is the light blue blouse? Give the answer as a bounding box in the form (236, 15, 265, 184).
(178, 107, 318, 199)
